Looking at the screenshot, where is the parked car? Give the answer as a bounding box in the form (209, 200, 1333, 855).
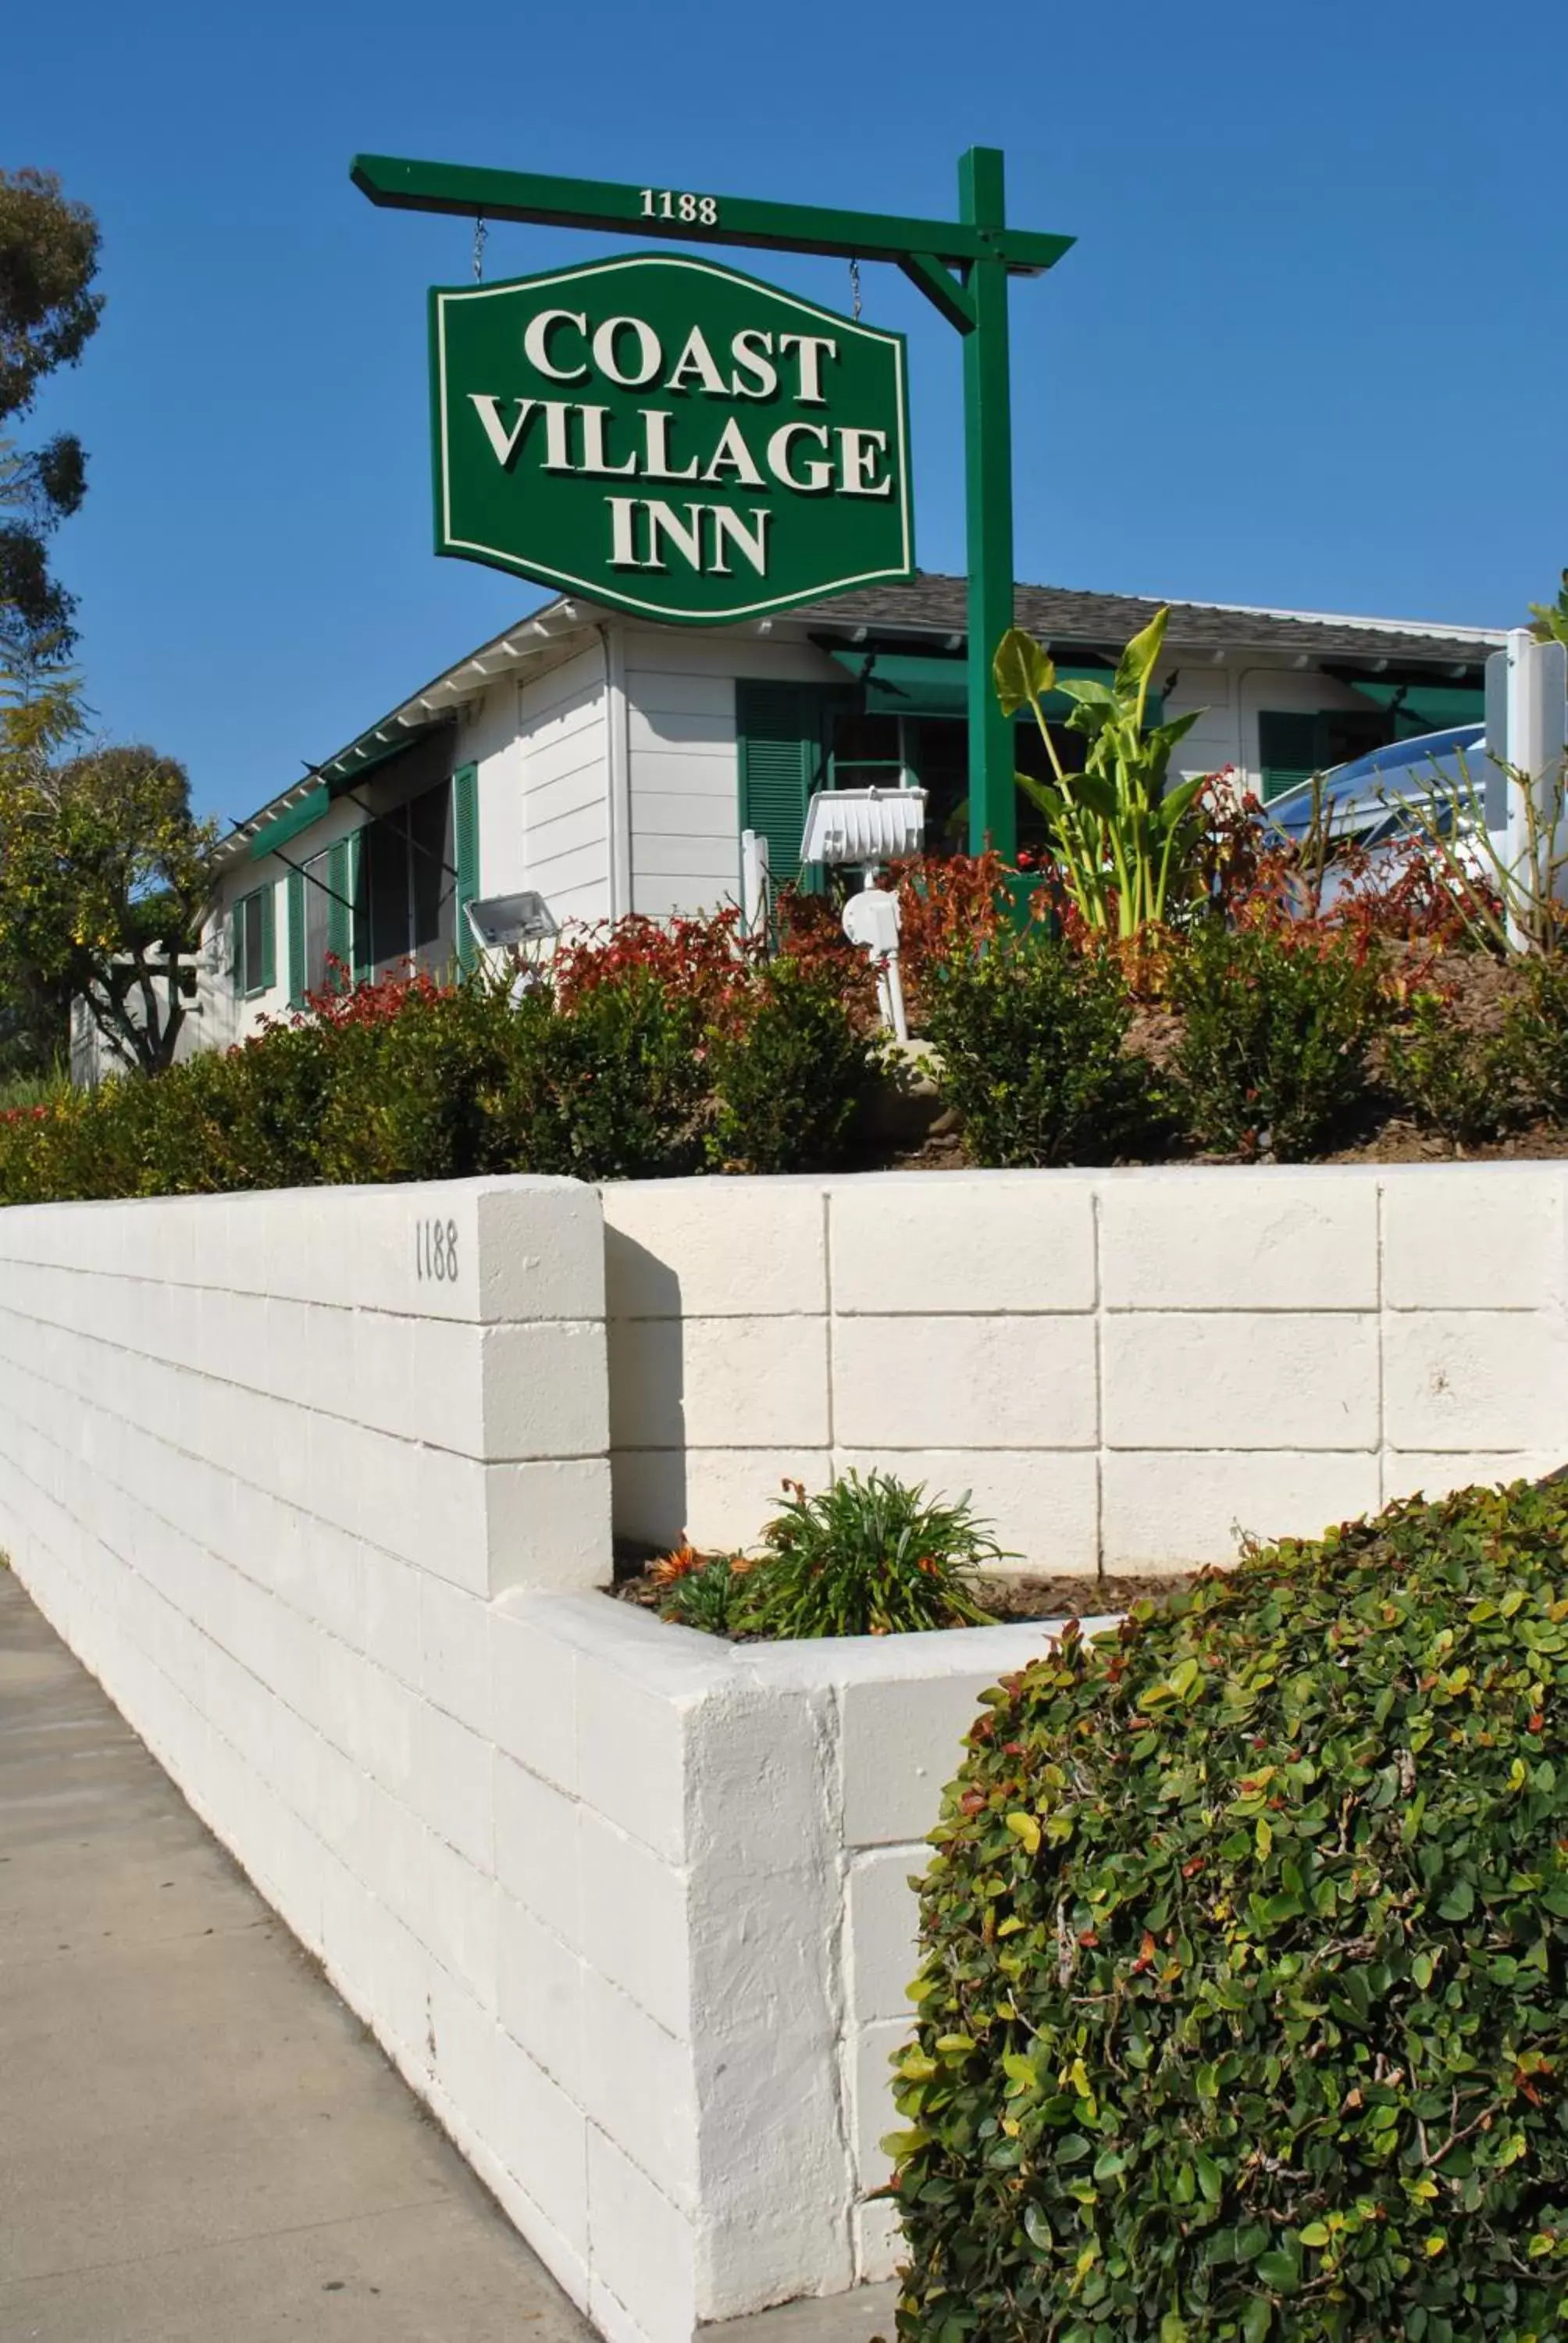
(1256, 722, 1505, 910)
(1261, 722, 1491, 851)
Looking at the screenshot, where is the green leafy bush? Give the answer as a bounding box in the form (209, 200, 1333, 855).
(313, 978, 512, 1186)
(1507, 958, 1568, 1123)
(705, 958, 874, 1174)
(925, 934, 1155, 1168)
(479, 972, 705, 1182)
(889, 1477, 1568, 2342)
(0, 965, 711, 1202)
(1170, 922, 1385, 1160)
(1383, 993, 1522, 1147)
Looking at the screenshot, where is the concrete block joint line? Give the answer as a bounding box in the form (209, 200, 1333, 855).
(1, 1163, 1565, 2341)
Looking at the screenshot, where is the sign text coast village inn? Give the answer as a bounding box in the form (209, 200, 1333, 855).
(131, 150, 1502, 1074)
(433, 254, 915, 620)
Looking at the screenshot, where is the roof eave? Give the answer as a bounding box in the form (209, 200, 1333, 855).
(217, 594, 604, 866)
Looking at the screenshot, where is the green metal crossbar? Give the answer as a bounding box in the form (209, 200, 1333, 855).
(352, 148, 1073, 857)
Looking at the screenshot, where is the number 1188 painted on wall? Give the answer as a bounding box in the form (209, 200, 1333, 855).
(415, 1218, 460, 1282)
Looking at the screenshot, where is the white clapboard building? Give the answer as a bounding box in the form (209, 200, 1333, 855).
(194, 574, 1502, 1047)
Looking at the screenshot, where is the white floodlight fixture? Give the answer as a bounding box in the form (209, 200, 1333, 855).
(800, 786, 926, 868)
(798, 788, 927, 1042)
(464, 891, 558, 954)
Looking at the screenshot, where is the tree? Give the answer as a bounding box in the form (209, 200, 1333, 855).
(0, 672, 220, 1075)
(0, 168, 103, 670)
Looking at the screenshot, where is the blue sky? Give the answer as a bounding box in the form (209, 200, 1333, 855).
(7, 0, 1566, 824)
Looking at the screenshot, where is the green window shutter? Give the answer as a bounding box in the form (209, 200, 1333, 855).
(453, 762, 479, 972)
(736, 682, 821, 892)
(1258, 711, 1324, 803)
(348, 831, 372, 981)
(258, 882, 276, 991)
(326, 838, 351, 978)
(287, 870, 306, 1007)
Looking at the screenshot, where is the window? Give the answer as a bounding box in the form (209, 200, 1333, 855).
(1257, 709, 1396, 802)
(829, 711, 911, 793)
(353, 778, 457, 979)
(851, 713, 1087, 859)
(231, 885, 275, 997)
(299, 848, 330, 996)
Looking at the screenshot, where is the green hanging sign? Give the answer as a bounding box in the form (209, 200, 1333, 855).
(358, 149, 1074, 851)
(430, 251, 914, 624)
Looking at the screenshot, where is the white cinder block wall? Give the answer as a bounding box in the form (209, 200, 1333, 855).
(602, 1166, 1568, 1567)
(0, 1179, 721, 2343)
(5, 1162, 1567, 2343)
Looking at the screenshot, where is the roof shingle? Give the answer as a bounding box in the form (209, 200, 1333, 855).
(790, 573, 1501, 667)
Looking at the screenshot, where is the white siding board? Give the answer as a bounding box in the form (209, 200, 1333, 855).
(629, 772, 738, 817)
(633, 806, 736, 853)
(628, 708, 734, 755)
(527, 765, 613, 830)
(529, 802, 611, 864)
(630, 834, 741, 880)
(628, 764, 736, 811)
(622, 627, 841, 686)
(628, 876, 738, 921)
(517, 644, 609, 927)
(622, 670, 735, 722)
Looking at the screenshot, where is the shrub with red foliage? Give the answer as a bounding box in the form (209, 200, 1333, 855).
(298, 958, 445, 1029)
(775, 851, 1055, 1027)
(1194, 771, 1478, 953)
(551, 907, 762, 1025)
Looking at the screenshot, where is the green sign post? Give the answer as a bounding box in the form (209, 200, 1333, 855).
(432, 252, 913, 623)
(353, 150, 1072, 860)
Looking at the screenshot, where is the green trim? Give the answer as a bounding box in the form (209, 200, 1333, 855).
(232, 883, 277, 997)
(737, 682, 826, 893)
(1257, 711, 1324, 803)
(258, 882, 276, 991)
(829, 649, 1122, 722)
(898, 253, 976, 333)
(1342, 679, 1485, 734)
(348, 832, 371, 981)
(286, 870, 306, 1007)
(960, 148, 1017, 860)
(453, 762, 479, 972)
(251, 785, 330, 861)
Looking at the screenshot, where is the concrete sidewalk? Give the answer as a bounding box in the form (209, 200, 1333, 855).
(0, 1569, 593, 2342)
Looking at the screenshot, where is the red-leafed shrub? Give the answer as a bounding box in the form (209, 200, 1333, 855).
(551, 905, 762, 1024)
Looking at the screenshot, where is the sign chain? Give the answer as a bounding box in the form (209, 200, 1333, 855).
(473, 212, 487, 281)
(849, 255, 861, 320)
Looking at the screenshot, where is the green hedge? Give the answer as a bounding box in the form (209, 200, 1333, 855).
(889, 1478, 1568, 2341)
(0, 964, 873, 1202)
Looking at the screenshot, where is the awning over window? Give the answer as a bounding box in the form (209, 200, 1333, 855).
(1339, 678, 1485, 734)
(248, 725, 454, 861)
(826, 647, 1121, 721)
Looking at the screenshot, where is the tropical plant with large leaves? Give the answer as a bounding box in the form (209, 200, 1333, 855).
(994, 608, 1206, 937)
